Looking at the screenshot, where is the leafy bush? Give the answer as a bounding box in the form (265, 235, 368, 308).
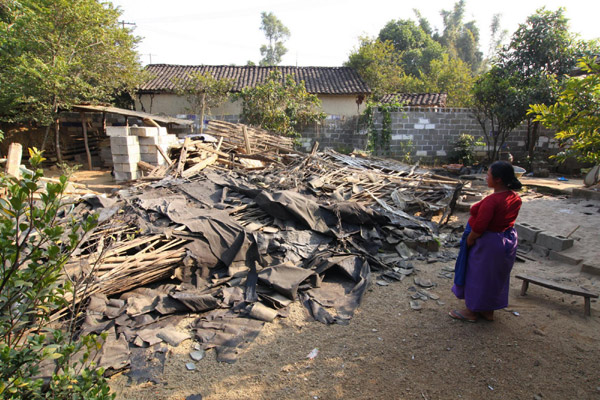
(0, 148, 112, 399)
(449, 134, 484, 165)
(237, 70, 326, 137)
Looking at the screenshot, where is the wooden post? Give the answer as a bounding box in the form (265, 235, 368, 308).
(55, 117, 62, 163)
(242, 125, 252, 155)
(80, 112, 93, 170)
(520, 280, 529, 296)
(5, 143, 22, 178)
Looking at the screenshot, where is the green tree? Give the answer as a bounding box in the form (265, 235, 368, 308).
(171, 71, 233, 133)
(495, 7, 597, 161)
(471, 67, 524, 161)
(237, 70, 325, 137)
(378, 19, 445, 76)
(0, 0, 143, 162)
(345, 37, 416, 99)
(437, 0, 483, 72)
(420, 54, 475, 107)
(529, 57, 600, 164)
(259, 12, 290, 66)
(485, 13, 508, 63)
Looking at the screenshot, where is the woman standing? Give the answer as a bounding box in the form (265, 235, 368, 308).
(450, 161, 522, 322)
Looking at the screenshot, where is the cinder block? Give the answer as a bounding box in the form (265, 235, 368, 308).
(158, 127, 168, 136)
(113, 163, 138, 173)
(515, 223, 543, 243)
(582, 262, 600, 276)
(140, 154, 166, 166)
(139, 145, 157, 154)
(112, 154, 140, 164)
(111, 145, 140, 156)
(548, 250, 582, 266)
(130, 127, 159, 137)
(531, 243, 549, 257)
(110, 136, 139, 146)
(113, 170, 137, 182)
(106, 126, 129, 137)
(139, 136, 160, 145)
(535, 232, 574, 252)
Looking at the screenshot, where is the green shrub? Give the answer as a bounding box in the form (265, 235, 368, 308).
(0, 148, 112, 399)
(449, 134, 484, 165)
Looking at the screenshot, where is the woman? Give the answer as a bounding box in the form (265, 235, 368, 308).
(450, 161, 522, 322)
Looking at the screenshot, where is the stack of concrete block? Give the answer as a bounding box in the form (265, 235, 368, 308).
(110, 135, 140, 182)
(131, 127, 178, 166)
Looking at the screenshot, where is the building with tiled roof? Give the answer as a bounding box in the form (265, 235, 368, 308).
(379, 93, 447, 108)
(135, 64, 371, 118)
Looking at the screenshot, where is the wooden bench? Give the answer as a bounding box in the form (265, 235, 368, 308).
(515, 274, 598, 317)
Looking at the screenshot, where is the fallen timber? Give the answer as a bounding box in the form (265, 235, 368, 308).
(50, 121, 465, 374)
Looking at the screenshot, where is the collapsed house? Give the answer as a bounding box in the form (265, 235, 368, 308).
(53, 120, 463, 382)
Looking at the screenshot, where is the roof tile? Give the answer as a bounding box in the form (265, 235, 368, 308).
(139, 65, 371, 95)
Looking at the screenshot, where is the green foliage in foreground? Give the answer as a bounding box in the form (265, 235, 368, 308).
(529, 58, 600, 165)
(0, 149, 111, 399)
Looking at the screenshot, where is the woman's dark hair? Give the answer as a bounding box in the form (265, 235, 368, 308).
(489, 161, 522, 190)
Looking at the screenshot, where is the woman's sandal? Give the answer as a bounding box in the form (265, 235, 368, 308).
(478, 311, 494, 321)
(449, 309, 478, 323)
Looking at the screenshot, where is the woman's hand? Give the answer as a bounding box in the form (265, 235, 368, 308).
(466, 231, 482, 247)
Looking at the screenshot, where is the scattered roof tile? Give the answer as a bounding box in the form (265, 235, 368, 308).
(380, 93, 447, 107)
(139, 65, 371, 95)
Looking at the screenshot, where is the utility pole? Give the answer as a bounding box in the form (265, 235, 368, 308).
(143, 53, 157, 64)
(119, 21, 136, 30)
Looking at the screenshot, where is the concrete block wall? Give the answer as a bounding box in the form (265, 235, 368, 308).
(110, 135, 140, 182)
(108, 127, 179, 181)
(166, 109, 556, 163)
(370, 107, 556, 162)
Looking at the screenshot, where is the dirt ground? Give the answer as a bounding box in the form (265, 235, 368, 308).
(65, 169, 599, 400)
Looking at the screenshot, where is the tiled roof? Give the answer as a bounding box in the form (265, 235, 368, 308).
(380, 93, 447, 107)
(138, 65, 371, 95)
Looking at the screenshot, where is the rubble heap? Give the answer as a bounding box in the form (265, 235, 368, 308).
(55, 121, 463, 381)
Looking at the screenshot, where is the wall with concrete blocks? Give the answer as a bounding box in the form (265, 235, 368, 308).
(367, 108, 557, 162)
(515, 222, 579, 265)
(106, 126, 178, 182)
(190, 109, 556, 162)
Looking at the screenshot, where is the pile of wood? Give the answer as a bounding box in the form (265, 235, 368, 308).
(135, 120, 297, 181)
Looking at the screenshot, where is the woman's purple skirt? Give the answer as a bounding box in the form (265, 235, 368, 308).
(452, 228, 518, 312)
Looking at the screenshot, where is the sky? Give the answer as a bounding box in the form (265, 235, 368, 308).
(109, 0, 600, 67)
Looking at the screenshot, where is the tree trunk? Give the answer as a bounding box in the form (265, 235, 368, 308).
(80, 112, 92, 170)
(200, 93, 206, 134)
(41, 125, 52, 151)
(528, 120, 539, 161)
(54, 117, 62, 164)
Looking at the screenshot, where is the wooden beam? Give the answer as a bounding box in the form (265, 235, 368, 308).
(182, 154, 218, 178)
(80, 112, 93, 170)
(5, 143, 22, 178)
(242, 125, 252, 155)
(143, 117, 161, 128)
(155, 144, 173, 165)
(176, 137, 191, 177)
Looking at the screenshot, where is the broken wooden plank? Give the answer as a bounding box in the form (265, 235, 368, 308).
(155, 144, 173, 165)
(176, 137, 191, 177)
(242, 125, 252, 155)
(182, 154, 218, 178)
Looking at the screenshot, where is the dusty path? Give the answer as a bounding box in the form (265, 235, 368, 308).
(109, 189, 600, 400)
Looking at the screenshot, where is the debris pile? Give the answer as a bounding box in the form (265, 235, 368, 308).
(55, 121, 463, 380)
